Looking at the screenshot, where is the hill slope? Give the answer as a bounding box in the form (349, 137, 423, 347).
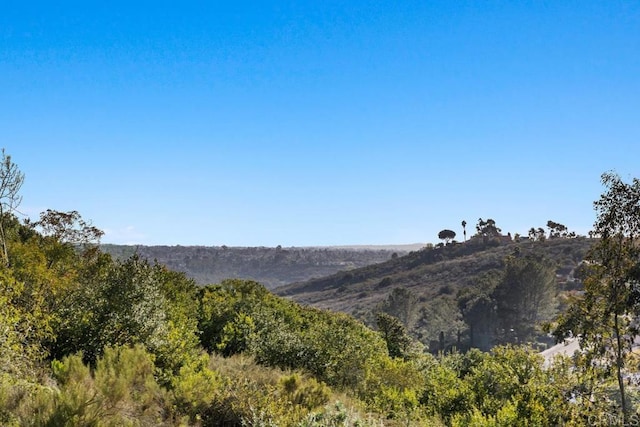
(275, 238, 592, 350)
(276, 238, 589, 311)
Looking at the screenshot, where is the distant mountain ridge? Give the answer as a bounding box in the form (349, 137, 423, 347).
(101, 244, 410, 289)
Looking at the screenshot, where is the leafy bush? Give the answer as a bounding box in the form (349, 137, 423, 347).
(170, 353, 220, 423)
(47, 345, 166, 426)
(204, 353, 336, 427)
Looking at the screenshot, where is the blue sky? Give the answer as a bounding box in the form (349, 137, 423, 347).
(2, 1, 639, 246)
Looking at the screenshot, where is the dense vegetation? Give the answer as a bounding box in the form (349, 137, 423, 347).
(2, 150, 640, 425)
(101, 244, 410, 289)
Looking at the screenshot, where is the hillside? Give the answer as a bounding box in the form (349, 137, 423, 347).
(101, 244, 417, 289)
(275, 237, 593, 350)
(276, 238, 590, 310)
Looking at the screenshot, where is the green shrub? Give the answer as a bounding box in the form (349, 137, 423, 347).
(0, 375, 57, 427)
(279, 373, 331, 410)
(299, 402, 378, 427)
(46, 345, 166, 426)
(202, 354, 347, 427)
(170, 353, 220, 422)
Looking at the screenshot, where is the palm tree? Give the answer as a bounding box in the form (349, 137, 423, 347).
(461, 220, 467, 242)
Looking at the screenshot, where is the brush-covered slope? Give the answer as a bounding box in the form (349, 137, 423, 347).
(275, 238, 592, 316)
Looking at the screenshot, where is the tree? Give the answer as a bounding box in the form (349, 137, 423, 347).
(546, 220, 568, 239)
(475, 218, 501, 239)
(376, 312, 413, 359)
(461, 220, 467, 242)
(416, 298, 466, 351)
(35, 210, 103, 246)
(33, 210, 104, 269)
(493, 254, 556, 344)
(53, 255, 201, 378)
(458, 286, 498, 350)
(52, 255, 167, 364)
(0, 149, 24, 266)
(528, 227, 546, 242)
(377, 287, 420, 331)
(0, 268, 43, 379)
(552, 172, 640, 422)
(438, 229, 456, 245)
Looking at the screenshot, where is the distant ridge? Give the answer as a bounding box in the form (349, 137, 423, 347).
(312, 243, 427, 252)
(101, 243, 408, 289)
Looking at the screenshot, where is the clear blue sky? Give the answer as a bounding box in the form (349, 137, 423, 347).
(2, 1, 639, 246)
